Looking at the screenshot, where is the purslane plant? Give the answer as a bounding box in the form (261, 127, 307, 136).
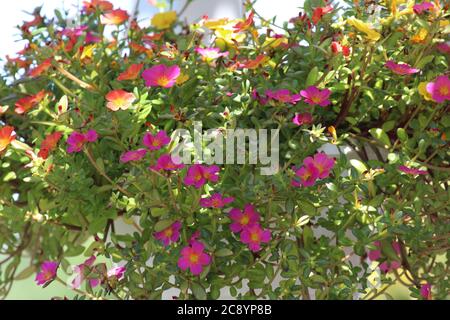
(0, 0, 449, 300)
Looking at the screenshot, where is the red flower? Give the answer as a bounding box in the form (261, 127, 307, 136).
(15, 90, 48, 114)
(100, 9, 129, 25)
(38, 132, 63, 159)
(28, 58, 52, 78)
(312, 5, 333, 24)
(117, 63, 144, 81)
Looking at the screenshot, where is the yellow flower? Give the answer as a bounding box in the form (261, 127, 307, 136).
(411, 28, 428, 44)
(418, 82, 433, 101)
(347, 17, 381, 41)
(262, 36, 288, 49)
(80, 44, 96, 62)
(176, 73, 189, 85)
(203, 18, 230, 30)
(151, 11, 177, 30)
(215, 28, 246, 45)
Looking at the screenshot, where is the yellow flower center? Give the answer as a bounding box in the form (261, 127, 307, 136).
(250, 233, 259, 241)
(189, 253, 199, 263)
(157, 76, 170, 87)
(164, 228, 173, 237)
(240, 215, 249, 225)
(439, 86, 449, 95)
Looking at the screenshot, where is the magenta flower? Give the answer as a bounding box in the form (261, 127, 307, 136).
(426, 75, 450, 103)
(367, 241, 401, 273)
(398, 165, 427, 175)
(195, 47, 229, 61)
(304, 152, 335, 179)
(177, 240, 211, 276)
(300, 86, 332, 106)
(229, 204, 260, 233)
(150, 153, 185, 171)
(293, 165, 319, 187)
(120, 148, 147, 163)
(436, 42, 450, 55)
(384, 60, 419, 75)
(413, 2, 434, 14)
(35, 261, 59, 286)
(142, 130, 171, 151)
(66, 129, 98, 153)
(265, 89, 302, 104)
(154, 221, 181, 246)
(240, 224, 271, 252)
(420, 283, 432, 300)
(200, 193, 234, 208)
(252, 89, 269, 105)
(142, 64, 180, 88)
(107, 266, 126, 281)
(184, 164, 220, 189)
(292, 113, 313, 126)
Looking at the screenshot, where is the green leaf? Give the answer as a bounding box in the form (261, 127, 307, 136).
(191, 283, 206, 300)
(215, 248, 233, 257)
(306, 66, 319, 87)
(369, 128, 391, 147)
(349, 159, 368, 174)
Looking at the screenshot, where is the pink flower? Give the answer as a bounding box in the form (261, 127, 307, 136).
(72, 256, 99, 289)
(120, 148, 147, 163)
(420, 283, 432, 300)
(66, 129, 98, 153)
(300, 86, 332, 106)
(142, 64, 180, 88)
(426, 75, 450, 103)
(384, 60, 419, 75)
(150, 153, 184, 171)
(154, 221, 181, 246)
(177, 240, 211, 276)
(265, 89, 301, 104)
(105, 89, 136, 111)
(142, 130, 171, 150)
(183, 164, 220, 189)
(398, 165, 427, 175)
(304, 152, 335, 179)
(292, 113, 313, 126)
(195, 47, 229, 61)
(200, 193, 234, 208)
(35, 261, 58, 286)
(229, 204, 260, 233)
(413, 2, 434, 14)
(240, 224, 271, 252)
(368, 241, 402, 273)
(107, 266, 126, 281)
(293, 165, 319, 187)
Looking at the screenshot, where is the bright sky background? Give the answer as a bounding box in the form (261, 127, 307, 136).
(0, 0, 305, 63)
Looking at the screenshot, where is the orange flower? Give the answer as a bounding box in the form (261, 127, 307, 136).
(28, 58, 52, 78)
(129, 42, 153, 57)
(105, 90, 135, 111)
(83, 0, 113, 14)
(15, 90, 48, 114)
(117, 63, 144, 81)
(38, 132, 63, 159)
(239, 54, 269, 69)
(100, 9, 129, 25)
(0, 126, 16, 152)
(233, 11, 254, 32)
(6, 55, 30, 69)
